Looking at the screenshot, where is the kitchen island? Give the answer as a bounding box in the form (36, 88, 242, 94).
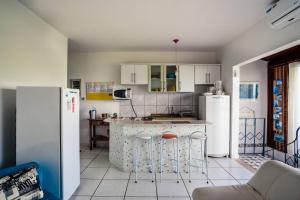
(105, 118, 211, 172)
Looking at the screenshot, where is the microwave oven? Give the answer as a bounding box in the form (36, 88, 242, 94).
(113, 88, 132, 100)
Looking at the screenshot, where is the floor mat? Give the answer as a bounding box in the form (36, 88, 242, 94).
(239, 154, 271, 170)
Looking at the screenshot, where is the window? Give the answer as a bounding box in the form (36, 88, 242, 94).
(240, 82, 259, 101)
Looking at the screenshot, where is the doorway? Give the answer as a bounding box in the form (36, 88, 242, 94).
(231, 42, 300, 169)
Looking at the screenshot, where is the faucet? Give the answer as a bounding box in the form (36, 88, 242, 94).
(169, 106, 174, 114)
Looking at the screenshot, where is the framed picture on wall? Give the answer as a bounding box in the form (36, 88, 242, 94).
(240, 82, 259, 101)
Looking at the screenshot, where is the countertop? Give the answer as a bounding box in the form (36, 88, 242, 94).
(104, 118, 212, 125)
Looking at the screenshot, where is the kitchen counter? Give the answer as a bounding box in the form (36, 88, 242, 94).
(105, 118, 211, 172)
(104, 118, 210, 125)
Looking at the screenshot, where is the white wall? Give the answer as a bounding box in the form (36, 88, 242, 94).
(0, 0, 68, 168)
(219, 14, 300, 158)
(0, 1, 68, 89)
(239, 60, 268, 118)
(68, 51, 217, 145)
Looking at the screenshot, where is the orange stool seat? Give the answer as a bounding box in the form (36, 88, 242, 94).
(161, 133, 177, 139)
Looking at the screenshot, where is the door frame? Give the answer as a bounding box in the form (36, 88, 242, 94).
(230, 39, 300, 158)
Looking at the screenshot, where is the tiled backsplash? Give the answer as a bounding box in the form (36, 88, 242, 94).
(119, 85, 207, 117)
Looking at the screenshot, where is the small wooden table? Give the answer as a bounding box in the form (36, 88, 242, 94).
(88, 118, 109, 150)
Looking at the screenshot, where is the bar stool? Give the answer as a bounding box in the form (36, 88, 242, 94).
(134, 131, 154, 183)
(187, 131, 209, 184)
(159, 131, 180, 183)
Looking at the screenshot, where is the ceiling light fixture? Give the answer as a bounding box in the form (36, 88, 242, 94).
(173, 38, 180, 65)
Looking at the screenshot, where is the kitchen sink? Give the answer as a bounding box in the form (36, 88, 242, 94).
(151, 113, 181, 119)
(170, 121, 191, 124)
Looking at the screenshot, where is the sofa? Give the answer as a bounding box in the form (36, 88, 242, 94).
(0, 162, 59, 200)
(192, 160, 300, 200)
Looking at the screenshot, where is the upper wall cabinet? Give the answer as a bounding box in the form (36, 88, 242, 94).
(164, 65, 178, 92)
(148, 64, 194, 92)
(149, 64, 164, 92)
(195, 64, 220, 84)
(121, 64, 148, 85)
(178, 65, 195, 92)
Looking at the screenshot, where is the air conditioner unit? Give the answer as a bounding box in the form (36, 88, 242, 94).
(266, 0, 300, 30)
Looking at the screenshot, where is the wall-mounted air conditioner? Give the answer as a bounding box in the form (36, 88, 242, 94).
(266, 0, 300, 30)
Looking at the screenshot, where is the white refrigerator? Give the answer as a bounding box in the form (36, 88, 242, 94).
(16, 87, 80, 200)
(199, 95, 230, 157)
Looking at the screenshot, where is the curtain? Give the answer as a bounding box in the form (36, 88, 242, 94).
(267, 64, 289, 152)
(288, 62, 300, 153)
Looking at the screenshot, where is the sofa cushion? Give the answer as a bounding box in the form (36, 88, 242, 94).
(0, 164, 44, 200)
(248, 160, 300, 200)
(192, 184, 263, 200)
(266, 168, 300, 200)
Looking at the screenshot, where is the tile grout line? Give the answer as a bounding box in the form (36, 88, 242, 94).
(179, 172, 192, 200)
(123, 172, 131, 200)
(154, 173, 158, 200)
(74, 150, 101, 199)
(214, 159, 242, 184)
(83, 149, 110, 199)
(80, 151, 101, 175)
(90, 164, 110, 198)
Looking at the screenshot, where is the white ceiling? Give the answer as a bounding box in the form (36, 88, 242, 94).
(19, 0, 272, 52)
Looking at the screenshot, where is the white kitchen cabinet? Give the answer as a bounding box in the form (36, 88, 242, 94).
(178, 65, 194, 92)
(121, 64, 148, 85)
(134, 64, 148, 84)
(194, 65, 207, 84)
(121, 64, 135, 84)
(207, 65, 221, 84)
(195, 64, 220, 84)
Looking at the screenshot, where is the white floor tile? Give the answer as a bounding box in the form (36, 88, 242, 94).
(80, 153, 99, 159)
(94, 180, 128, 196)
(81, 167, 108, 179)
(183, 179, 212, 196)
(70, 196, 91, 200)
(73, 179, 100, 196)
(157, 180, 189, 197)
(224, 167, 253, 179)
(104, 167, 130, 179)
(125, 197, 157, 200)
(211, 179, 240, 186)
(130, 172, 155, 180)
(80, 149, 101, 154)
(156, 172, 180, 180)
(77, 148, 256, 199)
(180, 172, 207, 180)
(207, 159, 221, 168)
(81, 166, 87, 173)
(91, 197, 123, 200)
(89, 159, 111, 168)
(99, 151, 109, 156)
(207, 168, 234, 179)
(96, 156, 109, 162)
(237, 179, 249, 184)
(81, 159, 93, 167)
(126, 180, 156, 197)
(215, 158, 242, 168)
(158, 197, 190, 200)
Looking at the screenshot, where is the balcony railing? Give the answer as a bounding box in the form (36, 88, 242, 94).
(239, 118, 266, 155)
(239, 117, 300, 168)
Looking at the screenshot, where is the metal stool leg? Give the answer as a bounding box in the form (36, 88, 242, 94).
(135, 137, 139, 183)
(201, 141, 204, 174)
(205, 137, 209, 184)
(188, 137, 191, 183)
(186, 137, 189, 174)
(148, 141, 151, 173)
(160, 139, 163, 183)
(176, 138, 179, 183)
